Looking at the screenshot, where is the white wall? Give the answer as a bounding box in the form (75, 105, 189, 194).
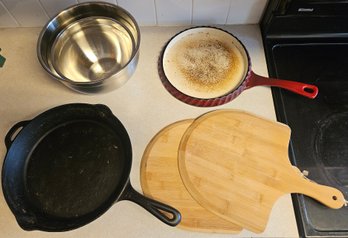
(0, 0, 267, 27)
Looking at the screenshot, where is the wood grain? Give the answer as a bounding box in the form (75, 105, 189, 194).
(140, 120, 242, 233)
(178, 110, 346, 233)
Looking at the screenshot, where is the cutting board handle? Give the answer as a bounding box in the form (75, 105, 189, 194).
(291, 167, 346, 209)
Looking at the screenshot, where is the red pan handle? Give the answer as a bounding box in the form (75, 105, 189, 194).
(246, 71, 318, 99)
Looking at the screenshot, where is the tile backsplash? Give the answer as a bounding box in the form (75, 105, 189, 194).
(0, 0, 267, 27)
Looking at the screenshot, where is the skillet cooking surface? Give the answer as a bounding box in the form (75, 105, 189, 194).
(26, 120, 126, 218)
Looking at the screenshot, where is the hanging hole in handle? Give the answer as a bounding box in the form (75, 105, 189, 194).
(333, 195, 338, 201)
(157, 209, 174, 220)
(302, 85, 319, 99)
(148, 200, 181, 225)
(304, 86, 315, 93)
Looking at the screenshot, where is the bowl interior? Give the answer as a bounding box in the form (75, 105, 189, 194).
(51, 17, 135, 83)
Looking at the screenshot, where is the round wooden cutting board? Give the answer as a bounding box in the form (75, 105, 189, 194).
(140, 120, 242, 233)
(178, 110, 345, 233)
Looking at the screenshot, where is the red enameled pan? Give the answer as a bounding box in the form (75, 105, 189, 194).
(158, 26, 318, 107)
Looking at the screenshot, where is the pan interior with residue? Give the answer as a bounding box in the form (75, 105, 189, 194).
(162, 27, 249, 99)
(26, 120, 127, 218)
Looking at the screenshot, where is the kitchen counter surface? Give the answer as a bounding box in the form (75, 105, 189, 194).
(0, 25, 298, 237)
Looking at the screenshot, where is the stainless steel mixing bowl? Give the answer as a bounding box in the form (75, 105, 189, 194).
(37, 2, 140, 93)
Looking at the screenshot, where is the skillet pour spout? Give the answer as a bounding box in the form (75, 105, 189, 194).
(2, 103, 181, 231)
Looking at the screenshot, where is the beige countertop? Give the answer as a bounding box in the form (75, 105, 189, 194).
(0, 25, 298, 237)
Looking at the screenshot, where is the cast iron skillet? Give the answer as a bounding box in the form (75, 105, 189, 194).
(2, 103, 181, 231)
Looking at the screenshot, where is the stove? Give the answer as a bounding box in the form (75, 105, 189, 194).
(261, 1, 348, 237)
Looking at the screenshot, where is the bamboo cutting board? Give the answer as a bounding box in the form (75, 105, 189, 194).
(140, 120, 242, 233)
(178, 110, 346, 233)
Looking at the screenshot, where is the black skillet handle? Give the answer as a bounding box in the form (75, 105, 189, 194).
(5, 120, 30, 149)
(121, 183, 181, 226)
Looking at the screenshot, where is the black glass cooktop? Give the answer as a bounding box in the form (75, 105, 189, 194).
(269, 42, 348, 237)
